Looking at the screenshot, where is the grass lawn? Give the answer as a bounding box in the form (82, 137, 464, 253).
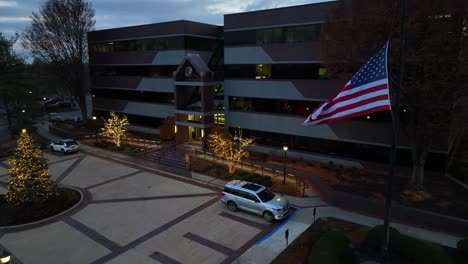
(0, 188, 80, 226)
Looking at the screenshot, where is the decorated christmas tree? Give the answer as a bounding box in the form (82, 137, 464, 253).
(6, 129, 57, 206)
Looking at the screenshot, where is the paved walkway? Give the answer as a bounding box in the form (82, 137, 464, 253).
(0, 123, 462, 264)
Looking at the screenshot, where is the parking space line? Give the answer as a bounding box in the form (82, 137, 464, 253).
(218, 212, 268, 230)
(56, 155, 86, 183)
(85, 170, 143, 190)
(255, 208, 302, 245)
(183, 232, 235, 256)
(91, 198, 219, 264)
(63, 217, 122, 252)
(89, 193, 218, 204)
(47, 154, 85, 165)
(149, 251, 182, 264)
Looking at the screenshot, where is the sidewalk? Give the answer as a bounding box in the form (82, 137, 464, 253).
(34, 123, 464, 263)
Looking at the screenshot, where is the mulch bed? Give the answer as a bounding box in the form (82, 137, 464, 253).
(248, 152, 468, 220)
(0, 188, 81, 226)
(190, 156, 304, 197)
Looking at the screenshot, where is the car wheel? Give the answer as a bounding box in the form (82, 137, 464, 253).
(61, 149, 65, 154)
(50, 146, 54, 151)
(227, 201, 238, 212)
(263, 211, 274, 223)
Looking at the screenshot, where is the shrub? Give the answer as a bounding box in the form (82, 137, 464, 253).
(262, 178, 273, 187)
(239, 172, 252, 182)
(252, 173, 263, 184)
(306, 230, 358, 264)
(364, 225, 453, 264)
(457, 238, 468, 256)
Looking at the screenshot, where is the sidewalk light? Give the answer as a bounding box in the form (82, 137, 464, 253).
(1, 250, 11, 264)
(283, 145, 288, 184)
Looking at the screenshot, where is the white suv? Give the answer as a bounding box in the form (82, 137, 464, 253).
(221, 180, 289, 222)
(49, 139, 79, 154)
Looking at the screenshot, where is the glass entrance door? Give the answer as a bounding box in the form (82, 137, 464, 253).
(188, 126, 202, 140)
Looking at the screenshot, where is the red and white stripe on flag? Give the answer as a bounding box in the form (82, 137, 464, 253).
(303, 43, 391, 125)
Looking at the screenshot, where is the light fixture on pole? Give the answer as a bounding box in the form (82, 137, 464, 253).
(283, 145, 288, 184)
(0, 250, 11, 264)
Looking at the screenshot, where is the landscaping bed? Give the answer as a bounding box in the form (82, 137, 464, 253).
(89, 140, 147, 156)
(190, 156, 304, 196)
(249, 152, 468, 220)
(273, 217, 465, 264)
(0, 188, 81, 226)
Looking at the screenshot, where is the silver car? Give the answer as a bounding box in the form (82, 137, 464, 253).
(221, 180, 289, 222)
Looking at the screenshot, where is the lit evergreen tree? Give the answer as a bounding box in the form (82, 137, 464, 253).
(6, 129, 57, 206)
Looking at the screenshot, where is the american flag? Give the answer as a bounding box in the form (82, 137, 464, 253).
(303, 43, 391, 125)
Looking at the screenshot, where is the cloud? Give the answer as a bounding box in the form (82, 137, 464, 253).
(0, 0, 333, 38)
(0, 16, 30, 22)
(205, 0, 258, 14)
(0, 0, 17, 7)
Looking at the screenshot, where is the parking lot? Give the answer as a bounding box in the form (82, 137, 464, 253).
(0, 151, 281, 264)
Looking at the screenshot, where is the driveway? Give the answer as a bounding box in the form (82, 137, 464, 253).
(0, 151, 280, 264)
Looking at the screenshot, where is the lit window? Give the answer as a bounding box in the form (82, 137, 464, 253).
(255, 64, 271, 79)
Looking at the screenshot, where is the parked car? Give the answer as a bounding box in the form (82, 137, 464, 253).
(45, 97, 65, 105)
(46, 101, 72, 109)
(221, 180, 290, 222)
(49, 139, 79, 154)
(48, 113, 65, 123)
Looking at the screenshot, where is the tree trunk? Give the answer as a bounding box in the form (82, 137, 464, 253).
(410, 146, 428, 188)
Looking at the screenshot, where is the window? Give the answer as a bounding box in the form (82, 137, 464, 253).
(214, 113, 225, 125)
(224, 30, 256, 46)
(229, 97, 322, 116)
(246, 193, 260, 203)
(225, 64, 321, 79)
(257, 189, 275, 202)
(255, 64, 271, 79)
(92, 89, 174, 104)
(91, 65, 178, 78)
(90, 36, 215, 53)
(225, 24, 321, 46)
(93, 110, 164, 128)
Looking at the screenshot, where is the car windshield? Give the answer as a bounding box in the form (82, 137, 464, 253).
(257, 188, 275, 202)
(63, 141, 77, 147)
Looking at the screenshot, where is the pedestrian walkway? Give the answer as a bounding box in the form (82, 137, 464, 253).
(33, 123, 465, 263)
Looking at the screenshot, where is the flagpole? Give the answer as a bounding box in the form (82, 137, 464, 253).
(382, 0, 407, 263)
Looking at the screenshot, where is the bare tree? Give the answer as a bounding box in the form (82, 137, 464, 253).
(100, 112, 129, 147)
(320, 0, 467, 187)
(22, 0, 95, 122)
(208, 128, 254, 175)
(0, 33, 37, 134)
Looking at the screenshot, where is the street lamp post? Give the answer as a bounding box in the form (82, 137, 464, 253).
(283, 145, 288, 184)
(92, 116, 98, 143)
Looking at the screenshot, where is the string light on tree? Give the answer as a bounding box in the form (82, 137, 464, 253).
(100, 112, 129, 147)
(6, 129, 57, 206)
(207, 126, 254, 175)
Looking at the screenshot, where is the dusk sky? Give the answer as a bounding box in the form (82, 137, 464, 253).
(0, 0, 333, 53)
